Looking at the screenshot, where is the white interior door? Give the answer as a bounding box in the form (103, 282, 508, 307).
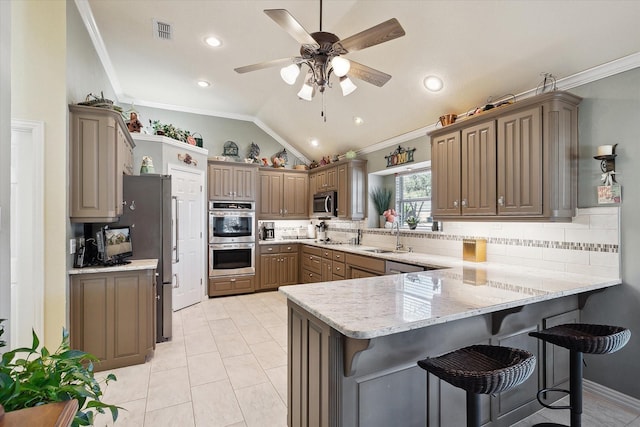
(10, 120, 44, 349)
(169, 165, 204, 311)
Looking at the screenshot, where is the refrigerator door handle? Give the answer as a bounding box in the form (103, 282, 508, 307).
(172, 195, 180, 263)
(173, 273, 180, 289)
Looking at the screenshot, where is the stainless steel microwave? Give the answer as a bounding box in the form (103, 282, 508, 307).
(313, 191, 337, 217)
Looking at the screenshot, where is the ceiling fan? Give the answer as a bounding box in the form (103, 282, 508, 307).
(234, 0, 406, 110)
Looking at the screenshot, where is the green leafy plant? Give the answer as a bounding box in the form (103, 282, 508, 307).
(151, 120, 191, 142)
(370, 187, 392, 216)
(406, 216, 420, 229)
(0, 320, 119, 426)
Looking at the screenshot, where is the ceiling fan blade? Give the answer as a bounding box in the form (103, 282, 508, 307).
(347, 61, 392, 87)
(234, 57, 298, 74)
(335, 18, 405, 53)
(264, 9, 318, 47)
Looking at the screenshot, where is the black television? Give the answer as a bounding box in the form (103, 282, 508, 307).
(96, 226, 133, 265)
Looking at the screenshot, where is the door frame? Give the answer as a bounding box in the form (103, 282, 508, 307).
(10, 119, 45, 347)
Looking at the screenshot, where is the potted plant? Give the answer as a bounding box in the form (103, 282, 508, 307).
(370, 187, 392, 227)
(406, 216, 420, 230)
(150, 120, 191, 143)
(0, 319, 120, 426)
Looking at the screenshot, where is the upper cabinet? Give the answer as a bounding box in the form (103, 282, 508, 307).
(69, 105, 135, 223)
(309, 160, 367, 220)
(430, 91, 581, 222)
(207, 161, 257, 201)
(310, 165, 337, 193)
(258, 169, 309, 219)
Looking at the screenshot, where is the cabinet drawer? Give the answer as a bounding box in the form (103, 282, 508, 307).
(345, 253, 386, 275)
(280, 244, 298, 253)
(302, 245, 322, 257)
(332, 262, 346, 277)
(332, 251, 345, 262)
(320, 248, 333, 259)
(260, 244, 280, 254)
(302, 253, 321, 274)
(301, 269, 322, 283)
(208, 275, 254, 296)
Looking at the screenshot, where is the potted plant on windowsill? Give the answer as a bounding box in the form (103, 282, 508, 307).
(370, 187, 392, 228)
(0, 319, 120, 426)
(406, 216, 420, 230)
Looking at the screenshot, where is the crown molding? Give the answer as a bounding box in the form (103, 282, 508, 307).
(75, 0, 639, 161)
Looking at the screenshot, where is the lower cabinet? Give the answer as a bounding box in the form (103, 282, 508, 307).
(258, 244, 299, 290)
(208, 275, 255, 297)
(345, 253, 386, 278)
(69, 268, 156, 372)
(301, 245, 322, 283)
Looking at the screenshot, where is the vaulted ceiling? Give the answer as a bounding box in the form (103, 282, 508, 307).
(82, 0, 640, 160)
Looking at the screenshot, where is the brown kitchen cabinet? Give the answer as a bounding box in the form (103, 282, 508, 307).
(258, 169, 308, 219)
(310, 165, 337, 193)
(258, 244, 299, 290)
(207, 160, 257, 201)
(429, 91, 580, 221)
(301, 245, 322, 283)
(336, 160, 367, 220)
(345, 253, 386, 279)
(69, 104, 135, 223)
(69, 267, 155, 372)
(208, 274, 255, 296)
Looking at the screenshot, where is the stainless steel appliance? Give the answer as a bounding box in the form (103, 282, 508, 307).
(110, 174, 173, 343)
(208, 201, 255, 243)
(209, 201, 256, 277)
(313, 191, 337, 217)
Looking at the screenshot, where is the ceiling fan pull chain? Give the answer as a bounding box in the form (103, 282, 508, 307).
(322, 91, 327, 122)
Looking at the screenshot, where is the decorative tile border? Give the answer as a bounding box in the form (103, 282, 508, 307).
(359, 228, 619, 253)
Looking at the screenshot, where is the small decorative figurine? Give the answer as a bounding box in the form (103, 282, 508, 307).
(140, 156, 155, 174)
(127, 112, 142, 133)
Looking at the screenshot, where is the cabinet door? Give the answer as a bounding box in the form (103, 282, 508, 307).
(281, 253, 299, 286)
(258, 172, 283, 218)
(259, 253, 280, 289)
(497, 107, 542, 216)
(337, 164, 348, 218)
(350, 267, 379, 279)
(431, 131, 461, 216)
(461, 121, 497, 215)
(235, 166, 256, 201)
(208, 164, 234, 200)
(283, 173, 309, 218)
(321, 258, 332, 281)
(315, 169, 327, 191)
(326, 166, 337, 190)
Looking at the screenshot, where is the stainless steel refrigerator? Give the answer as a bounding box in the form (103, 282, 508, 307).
(113, 174, 173, 342)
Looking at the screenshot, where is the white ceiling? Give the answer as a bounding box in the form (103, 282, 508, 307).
(82, 0, 640, 161)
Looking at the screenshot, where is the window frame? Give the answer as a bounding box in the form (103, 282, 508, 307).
(394, 167, 432, 229)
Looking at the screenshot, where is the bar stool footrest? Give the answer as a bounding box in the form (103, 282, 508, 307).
(536, 387, 571, 410)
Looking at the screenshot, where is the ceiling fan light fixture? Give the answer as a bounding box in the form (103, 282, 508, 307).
(424, 75, 444, 92)
(340, 76, 357, 96)
(280, 63, 301, 85)
(298, 82, 315, 101)
(331, 57, 351, 77)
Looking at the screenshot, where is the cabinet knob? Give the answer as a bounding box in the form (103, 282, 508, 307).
(230, 278, 236, 282)
(287, 246, 292, 250)
(335, 267, 341, 271)
(453, 200, 459, 208)
(335, 254, 341, 259)
(309, 273, 313, 277)
(498, 196, 505, 206)
(284, 209, 288, 214)
(461, 199, 467, 207)
(309, 256, 314, 260)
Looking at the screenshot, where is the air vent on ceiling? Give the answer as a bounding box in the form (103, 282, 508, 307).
(153, 19, 172, 40)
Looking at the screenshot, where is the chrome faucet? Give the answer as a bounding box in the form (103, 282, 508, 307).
(394, 221, 403, 251)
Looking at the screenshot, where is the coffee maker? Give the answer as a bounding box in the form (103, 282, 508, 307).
(262, 222, 275, 240)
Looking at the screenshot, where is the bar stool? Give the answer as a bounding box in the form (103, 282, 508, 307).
(417, 345, 536, 427)
(529, 323, 631, 427)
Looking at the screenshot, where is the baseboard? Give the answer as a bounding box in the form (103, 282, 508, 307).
(584, 379, 640, 413)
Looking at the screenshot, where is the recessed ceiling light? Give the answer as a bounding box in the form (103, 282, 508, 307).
(353, 116, 364, 126)
(424, 75, 443, 92)
(197, 80, 211, 88)
(204, 36, 222, 47)
(310, 138, 319, 147)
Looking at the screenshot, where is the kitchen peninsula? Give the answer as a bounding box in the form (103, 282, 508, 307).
(279, 260, 621, 427)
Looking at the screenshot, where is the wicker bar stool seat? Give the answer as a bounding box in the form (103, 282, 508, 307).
(529, 323, 630, 427)
(418, 345, 536, 427)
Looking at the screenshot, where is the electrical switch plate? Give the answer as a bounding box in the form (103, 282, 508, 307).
(70, 238, 77, 255)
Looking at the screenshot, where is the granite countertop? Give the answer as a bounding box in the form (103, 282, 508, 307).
(279, 262, 621, 340)
(68, 259, 158, 275)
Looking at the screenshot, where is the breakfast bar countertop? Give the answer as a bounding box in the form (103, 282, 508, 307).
(278, 262, 621, 340)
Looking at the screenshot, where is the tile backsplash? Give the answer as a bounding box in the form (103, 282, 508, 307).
(262, 207, 620, 278)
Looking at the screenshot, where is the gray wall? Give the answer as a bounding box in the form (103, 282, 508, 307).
(0, 0, 12, 346)
(124, 105, 304, 167)
(570, 68, 640, 398)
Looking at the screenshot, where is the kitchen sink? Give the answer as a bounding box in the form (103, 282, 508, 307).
(364, 249, 393, 254)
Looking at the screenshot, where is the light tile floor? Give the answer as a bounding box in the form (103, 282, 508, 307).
(94, 291, 639, 427)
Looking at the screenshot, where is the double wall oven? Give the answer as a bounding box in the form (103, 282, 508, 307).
(208, 201, 255, 277)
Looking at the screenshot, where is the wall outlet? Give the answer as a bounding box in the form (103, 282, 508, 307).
(69, 238, 77, 255)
